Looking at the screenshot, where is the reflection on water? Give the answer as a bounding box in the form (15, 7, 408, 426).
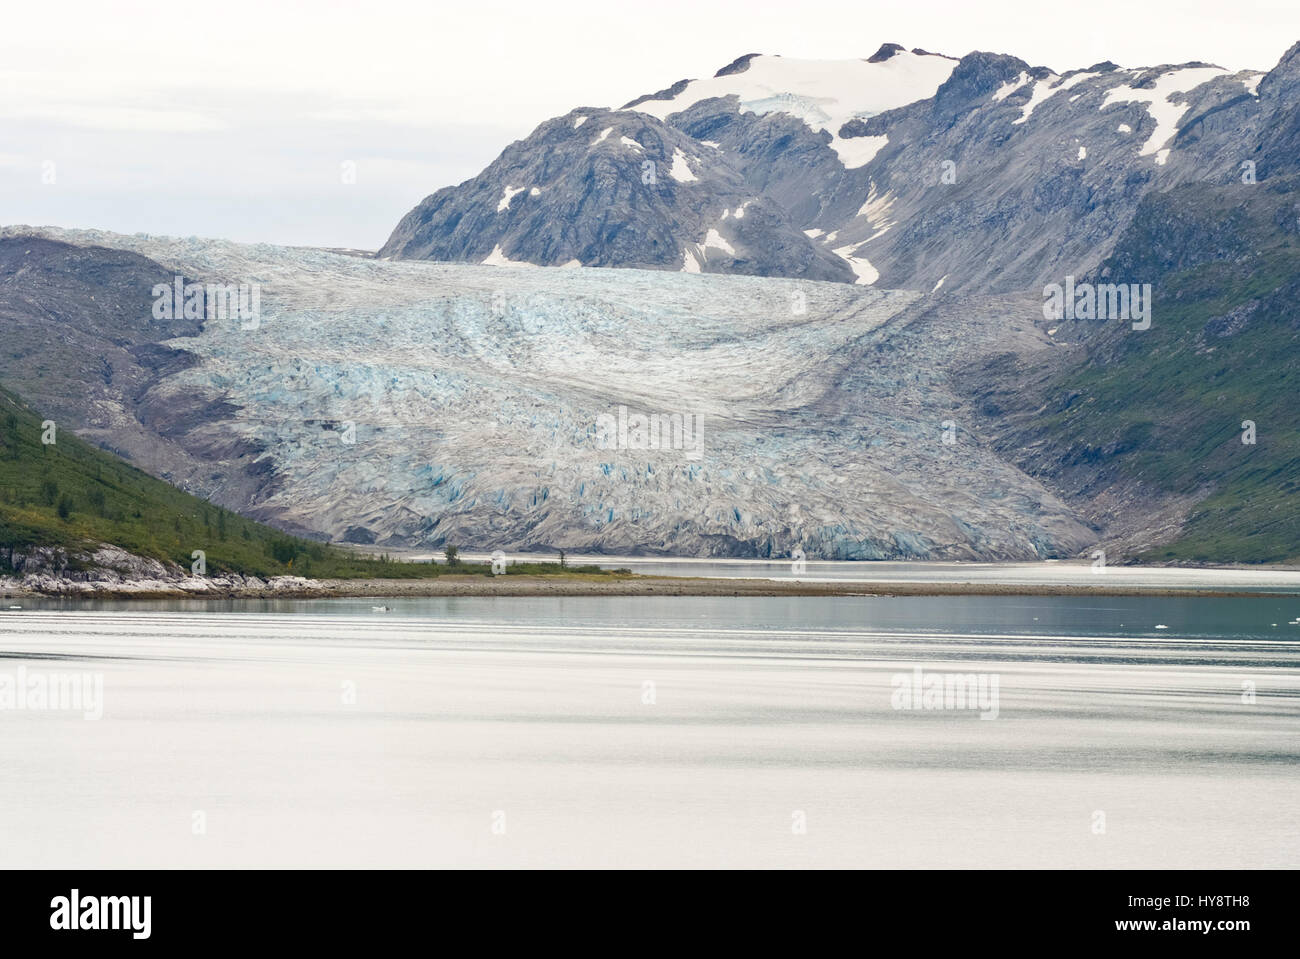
(1, 596, 1298, 868)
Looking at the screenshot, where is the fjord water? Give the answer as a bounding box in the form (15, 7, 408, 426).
(2, 593, 1298, 868)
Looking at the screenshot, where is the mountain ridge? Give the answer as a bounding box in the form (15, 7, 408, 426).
(380, 41, 1293, 297)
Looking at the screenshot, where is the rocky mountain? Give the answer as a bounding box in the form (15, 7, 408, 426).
(380, 107, 855, 282)
(382, 41, 1296, 295)
(955, 172, 1300, 562)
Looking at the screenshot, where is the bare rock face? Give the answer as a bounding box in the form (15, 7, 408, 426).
(0, 235, 276, 510)
(379, 108, 854, 283)
(384, 44, 1291, 294)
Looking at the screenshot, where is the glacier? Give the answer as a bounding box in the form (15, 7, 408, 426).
(9, 226, 1094, 559)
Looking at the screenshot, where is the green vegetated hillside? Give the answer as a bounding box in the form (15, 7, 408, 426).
(1042, 175, 1300, 562)
(0, 384, 611, 579)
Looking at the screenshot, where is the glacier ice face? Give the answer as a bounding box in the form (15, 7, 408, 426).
(11, 227, 1094, 559)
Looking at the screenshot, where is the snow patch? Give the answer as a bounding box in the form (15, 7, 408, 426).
(803, 228, 824, 238)
(620, 136, 643, 151)
(702, 228, 735, 256)
(992, 72, 1030, 102)
(1011, 71, 1098, 125)
(497, 186, 525, 212)
(1012, 75, 1060, 124)
(481, 244, 536, 268)
(1077, 145, 1087, 160)
(1101, 66, 1227, 163)
(837, 134, 890, 168)
(855, 184, 897, 238)
(681, 248, 702, 273)
(593, 127, 613, 144)
(529, 187, 541, 196)
(1117, 123, 1132, 133)
(669, 148, 698, 183)
(931, 275, 947, 293)
(573, 115, 588, 128)
(832, 243, 878, 285)
(631, 51, 956, 170)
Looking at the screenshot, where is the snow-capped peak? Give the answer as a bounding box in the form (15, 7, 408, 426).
(629, 48, 958, 169)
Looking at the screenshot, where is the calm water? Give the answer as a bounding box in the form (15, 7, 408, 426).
(428, 553, 1300, 592)
(2, 594, 1298, 868)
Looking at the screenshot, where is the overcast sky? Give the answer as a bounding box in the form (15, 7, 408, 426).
(3, 0, 1297, 248)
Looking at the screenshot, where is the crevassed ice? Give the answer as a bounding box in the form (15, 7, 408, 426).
(5, 226, 1094, 559)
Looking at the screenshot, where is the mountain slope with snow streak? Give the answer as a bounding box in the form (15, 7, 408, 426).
(383, 41, 1300, 294)
(627, 47, 959, 169)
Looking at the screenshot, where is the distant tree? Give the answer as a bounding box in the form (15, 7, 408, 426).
(269, 537, 297, 565)
(40, 479, 59, 506)
(56, 495, 73, 520)
(559, 549, 566, 568)
(2, 414, 18, 459)
(444, 544, 459, 566)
